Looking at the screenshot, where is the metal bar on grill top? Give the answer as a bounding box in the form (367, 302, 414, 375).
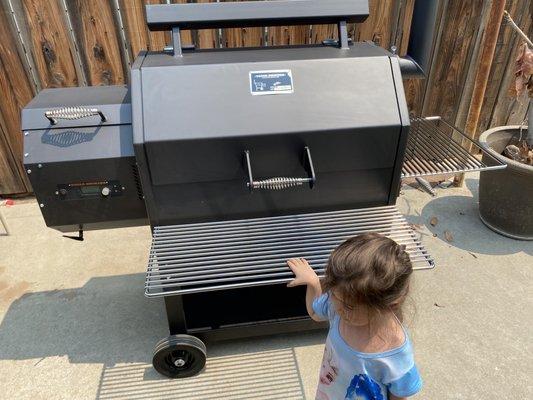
(410, 125, 463, 169)
(418, 120, 480, 169)
(408, 132, 459, 172)
(401, 116, 507, 178)
(153, 212, 406, 239)
(150, 230, 419, 259)
(149, 237, 426, 270)
(153, 205, 402, 235)
(145, 0, 369, 31)
(150, 229, 418, 262)
(153, 215, 408, 244)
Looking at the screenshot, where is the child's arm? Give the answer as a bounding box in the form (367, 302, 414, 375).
(287, 258, 323, 321)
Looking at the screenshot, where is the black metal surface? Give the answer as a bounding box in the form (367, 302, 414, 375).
(134, 45, 406, 225)
(145, 206, 434, 298)
(146, 0, 369, 31)
(399, 0, 440, 78)
(26, 157, 147, 232)
(165, 296, 187, 335)
(193, 317, 327, 342)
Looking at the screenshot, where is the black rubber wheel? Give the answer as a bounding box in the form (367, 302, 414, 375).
(152, 334, 206, 378)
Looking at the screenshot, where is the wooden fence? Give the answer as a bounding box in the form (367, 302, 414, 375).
(0, 0, 531, 195)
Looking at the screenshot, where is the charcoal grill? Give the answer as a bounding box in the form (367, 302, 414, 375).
(22, 0, 506, 378)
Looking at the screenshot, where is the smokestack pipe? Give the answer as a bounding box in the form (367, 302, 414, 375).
(399, 0, 440, 78)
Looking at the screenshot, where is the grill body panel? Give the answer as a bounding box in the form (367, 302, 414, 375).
(133, 44, 410, 226)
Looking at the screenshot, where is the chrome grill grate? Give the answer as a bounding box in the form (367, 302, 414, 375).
(145, 206, 434, 297)
(402, 116, 506, 178)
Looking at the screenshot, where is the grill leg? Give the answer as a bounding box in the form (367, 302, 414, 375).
(164, 296, 187, 335)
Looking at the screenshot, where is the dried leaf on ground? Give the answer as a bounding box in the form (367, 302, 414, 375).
(430, 216, 438, 227)
(444, 230, 454, 242)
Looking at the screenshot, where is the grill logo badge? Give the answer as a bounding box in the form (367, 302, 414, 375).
(249, 70, 294, 96)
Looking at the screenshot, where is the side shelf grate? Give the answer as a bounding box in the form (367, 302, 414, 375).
(402, 116, 507, 178)
(145, 206, 434, 298)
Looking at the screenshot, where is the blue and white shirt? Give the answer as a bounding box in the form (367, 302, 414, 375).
(313, 293, 422, 400)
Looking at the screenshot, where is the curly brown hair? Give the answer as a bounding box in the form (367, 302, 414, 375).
(322, 232, 413, 322)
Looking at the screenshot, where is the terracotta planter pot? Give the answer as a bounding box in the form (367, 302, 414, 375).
(478, 125, 533, 240)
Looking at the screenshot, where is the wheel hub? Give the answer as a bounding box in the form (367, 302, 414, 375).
(173, 358, 186, 367)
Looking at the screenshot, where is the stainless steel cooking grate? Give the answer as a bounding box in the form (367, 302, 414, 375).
(145, 206, 434, 297)
(402, 116, 506, 178)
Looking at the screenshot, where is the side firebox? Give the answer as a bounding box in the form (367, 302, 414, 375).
(22, 85, 147, 232)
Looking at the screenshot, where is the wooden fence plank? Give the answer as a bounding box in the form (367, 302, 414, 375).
(0, 120, 25, 195)
(489, 6, 532, 129)
(452, 0, 493, 132)
(422, 0, 485, 121)
(147, 0, 171, 51)
(354, 0, 397, 50)
(476, 1, 529, 133)
(119, 0, 149, 57)
(66, 0, 125, 86)
(223, 26, 263, 48)
(310, 25, 338, 44)
(267, 26, 310, 46)
(221, 0, 262, 48)
(0, 5, 34, 194)
(20, 0, 80, 88)
(397, 0, 415, 56)
(196, 0, 218, 49)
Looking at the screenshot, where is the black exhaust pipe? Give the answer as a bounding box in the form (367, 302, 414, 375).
(399, 0, 440, 78)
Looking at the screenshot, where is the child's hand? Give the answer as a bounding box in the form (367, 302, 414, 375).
(287, 258, 319, 287)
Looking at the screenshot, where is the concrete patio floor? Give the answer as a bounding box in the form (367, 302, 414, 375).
(0, 174, 531, 399)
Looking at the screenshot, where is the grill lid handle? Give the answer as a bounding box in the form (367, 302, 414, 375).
(145, 0, 369, 31)
(244, 147, 316, 191)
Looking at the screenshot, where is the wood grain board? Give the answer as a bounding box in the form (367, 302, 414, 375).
(422, 0, 485, 121)
(66, 0, 125, 86)
(488, 1, 532, 130)
(0, 5, 34, 193)
(1, 0, 531, 195)
(20, 0, 80, 88)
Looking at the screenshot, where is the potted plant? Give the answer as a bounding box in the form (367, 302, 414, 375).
(478, 40, 533, 240)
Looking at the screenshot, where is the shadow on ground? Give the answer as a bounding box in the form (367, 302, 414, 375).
(404, 178, 533, 256)
(0, 273, 323, 399)
(96, 348, 307, 400)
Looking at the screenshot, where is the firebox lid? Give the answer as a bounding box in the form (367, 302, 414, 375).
(22, 85, 131, 131)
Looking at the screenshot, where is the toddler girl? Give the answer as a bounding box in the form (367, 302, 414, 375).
(287, 232, 422, 400)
